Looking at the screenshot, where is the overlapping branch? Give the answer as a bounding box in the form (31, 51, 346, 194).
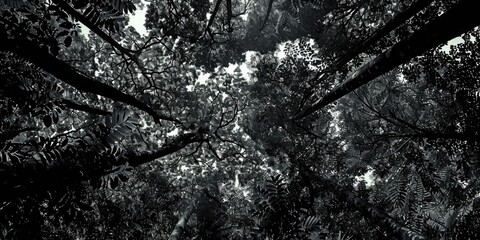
(294, 0, 480, 119)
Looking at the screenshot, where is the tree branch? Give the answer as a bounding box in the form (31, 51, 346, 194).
(294, 0, 480, 119)
(0, 25, 168, 123)
(260, 0, 275, 30)
(205, 0, 224, 35)
(61, 98, 109, 116)
(52, 0, 137, 60)
(0, 129, 207, 203)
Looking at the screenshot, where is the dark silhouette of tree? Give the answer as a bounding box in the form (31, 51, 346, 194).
(294, 0, 480, 119)
(2, 0, 480, 239)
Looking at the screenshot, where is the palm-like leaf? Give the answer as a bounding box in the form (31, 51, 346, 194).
(386, 174, 408, 209)
(104, 109, 139, 146)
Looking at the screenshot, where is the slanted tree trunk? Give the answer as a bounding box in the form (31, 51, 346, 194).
(326, 0, 434, 76)
(0, 129, 206, 203)
(168, 196, 199, 240)
(0, 20, 174, 123)
(294, 0, 480, 119)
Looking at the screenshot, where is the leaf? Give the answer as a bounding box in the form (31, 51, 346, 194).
(301, 215, 321, 230)
(64, 36, 72, 47)
(43, 115, 52, 127)
(56, 30, 69, 38)
(77, 202, 94, 211)
(110, 176, 119, 189)
(61, 137, 68, 147)
(118, 173, 128, 182)
(59, 21, 73, 29)
(52, 111, 59, 124)
(104, 109, 138, 146)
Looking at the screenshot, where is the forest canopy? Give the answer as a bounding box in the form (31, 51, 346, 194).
(1, 0, 479, 239)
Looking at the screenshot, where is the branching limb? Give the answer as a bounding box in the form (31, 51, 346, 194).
(294, 0, 480, 119)
(52, 0, 137, 60)
(226, 0, 233, 32)
(0, 26, 175, 123)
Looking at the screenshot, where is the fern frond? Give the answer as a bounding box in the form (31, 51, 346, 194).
(336, 230, 353, 240)
(108, 0, 136, 14)
(104, 109, 139, 146)
(414, 174, 430, 202)
(300, 215, 321, 230)
(451, 201, 475, 227)
(386, 174, 408, 209)
(2, 0, 27, 8)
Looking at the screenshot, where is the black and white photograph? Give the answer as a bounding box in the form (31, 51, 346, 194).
(0, 0, 479, 239)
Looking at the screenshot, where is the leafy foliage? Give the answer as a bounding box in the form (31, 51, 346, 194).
(1, 0, 480, 239)
(251, 175, 324, 239)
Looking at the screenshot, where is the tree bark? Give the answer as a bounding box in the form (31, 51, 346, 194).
(329, 0, 434, 75)
(0, 22, 172, 123)
(294, 0, 480, 120)
(0, 129, 206, 203)
(168, 196, 199, 240)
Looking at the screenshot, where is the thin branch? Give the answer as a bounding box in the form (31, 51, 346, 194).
(205, 0, 224, 35)
(53, 0, 137, 60)
(260, 0, 275, 31)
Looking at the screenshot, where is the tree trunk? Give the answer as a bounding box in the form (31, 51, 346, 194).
(306, 0, 433, 98)
(168, 196, 199, 240)
(294, 0, 480, 120)
(0, 20, 173, 123)
(329, 0, 434, 75)
(0, 130, 205, 203)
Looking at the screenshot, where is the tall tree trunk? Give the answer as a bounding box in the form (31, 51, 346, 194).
(294, 0, 480, 120)
(168, 196, 199, 240)
(0, 21, 176, 124)
(327, 0, 434, 76)
(0, 130, 206, 203)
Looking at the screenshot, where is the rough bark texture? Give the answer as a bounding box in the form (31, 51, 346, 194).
(294, 0, 480, 119)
